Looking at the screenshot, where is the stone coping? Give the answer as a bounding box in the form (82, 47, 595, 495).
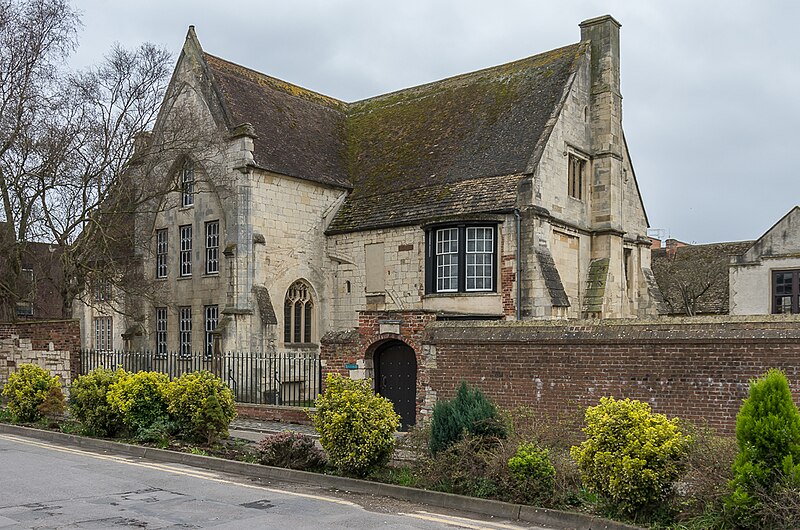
(0, 423, 642, 530)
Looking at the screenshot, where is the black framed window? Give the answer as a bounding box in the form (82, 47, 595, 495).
(179, 225, 192, 277)
(205, 220, 219, 274)
(156, 229, 168, 278)
(204, 305, 218, 357)
(155, 307, 168, 356)
(426, 225, 497, 294)
(179, 306, 192, 356)
(181, 161, 194, 207)
(773, 270, 800, 314)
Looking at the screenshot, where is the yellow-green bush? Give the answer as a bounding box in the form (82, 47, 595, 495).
(508, 442, 556, 503)
(311, 374, 399, 476)
(1, 364, 64, 422)
(165, 371, 236, 444)
(69, 368, 125, 436)
(107, 370, 170, 437)
(570, 397, 691, 517)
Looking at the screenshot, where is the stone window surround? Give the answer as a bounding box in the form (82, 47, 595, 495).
(204, 304, 218, 357)
(94, 316, 112, 352)
(205, 220, 220, 275)
(567, 150, 589, 201)
(155, 229, 168, 279)
(284, 280, 315, 345)
(179, 306, 192, 356)
(155, 307, 168, 356)
(179, 225, 192, 277)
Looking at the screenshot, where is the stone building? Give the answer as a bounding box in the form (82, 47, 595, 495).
(77, 15, 659, 427)
(730, 207, 800, 315)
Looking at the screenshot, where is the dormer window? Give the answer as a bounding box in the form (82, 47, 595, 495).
(181, 161, 195, 207)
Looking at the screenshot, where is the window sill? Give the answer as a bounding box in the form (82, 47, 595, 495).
(202, 273, 220, 278)
(178, 205, 194, 211)
(424, 291, 498, 298)
(177, 275, 192, 281)
(283, 343, 319, 350)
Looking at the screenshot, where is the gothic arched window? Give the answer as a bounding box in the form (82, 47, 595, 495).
(284, 281, 314, 344)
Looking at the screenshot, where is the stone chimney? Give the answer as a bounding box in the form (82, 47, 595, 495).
(580, 15, 624, 234)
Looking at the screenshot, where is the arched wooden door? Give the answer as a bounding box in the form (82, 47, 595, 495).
(374, 341, 417, 430)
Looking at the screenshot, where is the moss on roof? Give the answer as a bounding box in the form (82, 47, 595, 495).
(203, 42, 586, 232)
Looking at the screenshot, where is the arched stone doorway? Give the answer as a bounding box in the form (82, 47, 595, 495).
(373, 340, 417, 430)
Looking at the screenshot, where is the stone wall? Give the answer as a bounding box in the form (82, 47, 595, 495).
(422, 316, 800, 434)
(0, 320, 81, 391)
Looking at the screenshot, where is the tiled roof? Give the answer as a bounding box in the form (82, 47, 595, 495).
(202, 42, 586, 232)
(651, 241, 754, 315)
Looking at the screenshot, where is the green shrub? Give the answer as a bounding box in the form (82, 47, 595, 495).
(570, 396, 692, 517)
(725, 369, 800, 528)
(69, 368, 125, 436)
(107, 370, 170, 436)
(1, 364, 63, 422)
(508, 442, 556, 503)
(165, 371, 236, 444)
(37, 382, 66, 421)
(429, 381, 507, 454)
(255, 431, 326, 470)
(311, 374, 399, 477)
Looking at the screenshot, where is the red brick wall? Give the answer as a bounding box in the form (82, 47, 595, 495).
(423, 318, 800, 434)
(320, 310, 436, 422)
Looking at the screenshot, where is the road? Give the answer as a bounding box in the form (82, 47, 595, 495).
(0, 433, 545, 529)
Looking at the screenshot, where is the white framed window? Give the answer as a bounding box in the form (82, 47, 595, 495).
(156, 229, 168, 278)
(155, 307, 168, 356)
(427, 225, 497, 294)
(94, 316, 113, 352)
(435, 228, 459, 292)
(181, 161, 194, 207)
(466, 227, 494, 291)
(205, 220, 219, 275)
(204, 305, 218, 357)
(179, 306, 192, 356)
(179, 225, 192, 277)
(284, 281, 314, 344)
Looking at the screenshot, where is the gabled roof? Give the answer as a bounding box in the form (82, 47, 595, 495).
(192, 31, 586, 233)
(735, 206, 800, 263)
(651, 241, 754, 315)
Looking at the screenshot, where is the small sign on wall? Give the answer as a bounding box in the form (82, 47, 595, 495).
(379, 320, 401, 335)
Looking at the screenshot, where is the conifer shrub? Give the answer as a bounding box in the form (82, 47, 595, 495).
(165, 371, 236, 444)
(725, 369, 800, 528)
(508, 442, 556, 503)
(255, 431, 327, 470)
(69, 368, 125, 436)
(429, 381, 507, 455)
(107, 370, 170, 437)
(570, 396, 692, 517)
(1, 364, 64, 422)
(311, 374, 399, 477)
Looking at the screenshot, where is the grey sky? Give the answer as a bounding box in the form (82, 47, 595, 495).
(70, 0, 800, 244)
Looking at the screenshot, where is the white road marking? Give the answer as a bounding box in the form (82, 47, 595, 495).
(400, 511, 530, 530)
(0, 433, 356, 507)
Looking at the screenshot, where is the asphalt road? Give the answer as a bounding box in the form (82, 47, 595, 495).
(0, 433, 545, 529)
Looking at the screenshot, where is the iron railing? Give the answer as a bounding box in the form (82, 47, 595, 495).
(79, 349, 321, 406)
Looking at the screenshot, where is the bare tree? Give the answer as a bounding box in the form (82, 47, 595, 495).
(0, 0, 192, 319)
(651, 243, 749, 316)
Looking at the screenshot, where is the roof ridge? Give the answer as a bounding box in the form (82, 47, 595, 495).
(348, 42, 581, 111)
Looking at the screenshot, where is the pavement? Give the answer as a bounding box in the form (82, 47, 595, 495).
(229, 418, 318, 442)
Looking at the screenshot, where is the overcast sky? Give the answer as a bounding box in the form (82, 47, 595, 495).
(70, 0, 800, 244)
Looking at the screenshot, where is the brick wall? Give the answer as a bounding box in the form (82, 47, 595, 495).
(423, 316, 800, 434)
(0, 320, 81, 390)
